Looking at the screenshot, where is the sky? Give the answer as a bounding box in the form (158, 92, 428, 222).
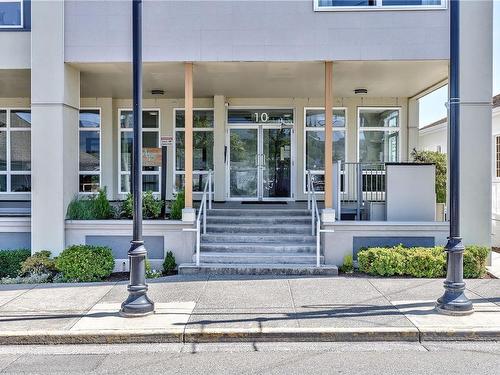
(419, 0, 500, 127)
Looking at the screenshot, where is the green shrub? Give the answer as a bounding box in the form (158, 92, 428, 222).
(0, 249, 31, 278)
(55, 245, 115, 282)
(163, 251, 177, 274)
(463, 246, 490, 278)
(67, 188, 114, 220)
(121, 191, 164, 219)
(339, 255, 354, 273)
(169, 190, 184, 220)
(357, 245, 489, 278)
(371, 248, 406, 276)
(20, 250, 57, 277)
(145, 259, 162, 279)
(406, 248, 446, 278)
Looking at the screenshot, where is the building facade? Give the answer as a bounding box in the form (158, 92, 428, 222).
(0, 0, 494, 271)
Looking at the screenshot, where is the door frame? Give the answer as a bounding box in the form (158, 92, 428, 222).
(225, 107, 296, 201)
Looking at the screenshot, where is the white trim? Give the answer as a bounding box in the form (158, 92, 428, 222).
(0, 0, 24, 29)
(357, 107, 402, 163)
(172, 108, 215, 195)
(303, 107, 348, 195)
(78, 108, 102, 194)
(117, 108, 161, 196)
(0, 108, 31, 194)
(313, 0, 447, 12)
(226, 106, 296, 201)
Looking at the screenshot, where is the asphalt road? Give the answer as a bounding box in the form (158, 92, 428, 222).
(0, 342, 498, 374)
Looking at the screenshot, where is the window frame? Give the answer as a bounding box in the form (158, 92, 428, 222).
(78, 108, 102, 194)
(0, 107, 31, 194)
(357, 106, 401, 163)
(303, 107, 348, 194)
(494, 135, 500, 180)
(173, 107, 215, 194)
(0, 0, 24, 29)
(313, 0, 447, 12)
(118, 108, 161, 195)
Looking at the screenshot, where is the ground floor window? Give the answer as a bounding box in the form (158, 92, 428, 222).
(358, 107, 400, 163)
(119, 109, 160, 194)
(304, 108, 346, 192)
(496, 136, 500, 178)
(0, 109, 31, 192)
(79, 109, 101, 193)
(174, 109, 214, 192)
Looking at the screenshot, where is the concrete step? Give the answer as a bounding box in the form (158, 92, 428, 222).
(207, 209, 310, 217)
(201, 234, 317, 243)
(178, 263, 338, 276)
(206, 224, 312, 234)
(200, 243, 316, 253)
(206, 216, 312, 225)
(198, 252, 322, 264)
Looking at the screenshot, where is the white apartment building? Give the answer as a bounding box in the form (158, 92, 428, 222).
(0, 0, 494, 273)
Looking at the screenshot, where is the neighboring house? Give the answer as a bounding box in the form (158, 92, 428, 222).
(0, 0, 494, 273)
(418, 94, 500, 246)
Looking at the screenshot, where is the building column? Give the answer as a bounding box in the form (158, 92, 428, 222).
(407, 97, 420, 159)
(213, 95, 226, 201)
(458, 0, 493, 247)
(31, 0, 80, 254)
(322, 61, 335, 223)
(182, 62, 195, 221)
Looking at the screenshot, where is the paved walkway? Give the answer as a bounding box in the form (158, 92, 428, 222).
(0, 276, 499, 344)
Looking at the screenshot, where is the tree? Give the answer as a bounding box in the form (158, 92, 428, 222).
(411, 149, 447, 204)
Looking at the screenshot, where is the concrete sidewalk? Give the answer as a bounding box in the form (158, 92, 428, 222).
(0, 276, 499, 344)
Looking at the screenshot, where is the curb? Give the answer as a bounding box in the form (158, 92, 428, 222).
(1, 327, 499, 345)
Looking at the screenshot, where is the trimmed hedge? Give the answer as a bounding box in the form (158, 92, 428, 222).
(0, 249, 31, 278)
(358, 245, 489, 278)
(55, 245, 115, 282)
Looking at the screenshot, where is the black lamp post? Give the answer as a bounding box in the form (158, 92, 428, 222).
(120, 0, 155, 317)
(436, 0, 473, 316)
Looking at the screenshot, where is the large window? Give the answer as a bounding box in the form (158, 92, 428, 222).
(314, 0, 446, 10)
(119, 109, 160, 194)
(304, 108, 346, 192)
(0, 109, 31, 193)
(358, 107, 400, 163)
(174, 109, 214, 192)
(79, 109, 101, 193)
(0, 0, 23, 27)
(496, 136, 500, 179)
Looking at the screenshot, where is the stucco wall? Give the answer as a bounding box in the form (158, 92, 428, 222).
(64, 0, 449, 63)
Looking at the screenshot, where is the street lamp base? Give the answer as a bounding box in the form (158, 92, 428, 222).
(120, 293, 155, 317)
(436, 288, 474, 316)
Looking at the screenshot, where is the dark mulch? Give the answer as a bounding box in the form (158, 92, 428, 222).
(103, 270, 178, 282)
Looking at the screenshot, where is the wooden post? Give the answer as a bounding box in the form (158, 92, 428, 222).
(324, 61, 333, 209)
(184, 62, 193, 209)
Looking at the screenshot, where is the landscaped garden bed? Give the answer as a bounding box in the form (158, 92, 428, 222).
(339, 245, 490, 278)
(0, 246, 177, 285)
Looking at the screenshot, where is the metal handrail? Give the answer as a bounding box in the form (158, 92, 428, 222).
(307, 170, 322, 267)
(183, 170, 213, 266)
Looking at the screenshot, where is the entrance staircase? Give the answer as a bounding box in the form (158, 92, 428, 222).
(178, 207, 338, 275)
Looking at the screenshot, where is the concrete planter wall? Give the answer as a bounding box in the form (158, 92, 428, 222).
(0, 217, 31, 250)
(65, 220, 196, 272)
(323, 221, 450, 266)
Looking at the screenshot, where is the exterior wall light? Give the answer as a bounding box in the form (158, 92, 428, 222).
(354, 88, 368, 95)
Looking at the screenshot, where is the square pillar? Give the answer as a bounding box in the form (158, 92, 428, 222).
(213, 95, 226, 201)
(458, 0, 493, 248)
(31, 0, 80, 254)
(182, 62, 195, 221)
(407, 97, 420, 158)
(323, 61, 335, 221)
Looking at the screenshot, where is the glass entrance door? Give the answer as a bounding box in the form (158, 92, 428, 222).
(228, 126, 292, 200)
(229, 128, 259, 199)
(262, 127, 292, 199)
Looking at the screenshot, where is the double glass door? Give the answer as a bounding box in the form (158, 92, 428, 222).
(228, 126, 292, 200)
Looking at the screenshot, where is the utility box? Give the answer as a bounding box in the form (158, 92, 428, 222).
(386, 163, 436, 222)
